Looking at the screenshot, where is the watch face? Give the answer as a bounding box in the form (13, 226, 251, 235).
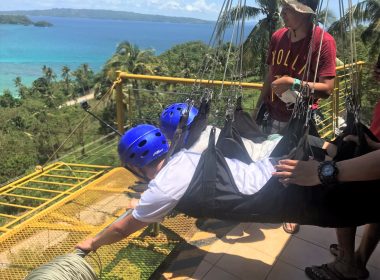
(322, 163, 334, 176)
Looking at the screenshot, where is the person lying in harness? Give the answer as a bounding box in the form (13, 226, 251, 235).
(160, 102, 283, 161)
(75, 124, 276, 252)
(76, 123, 380, 253)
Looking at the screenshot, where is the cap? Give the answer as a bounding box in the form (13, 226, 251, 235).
(282, 0, 319, 14)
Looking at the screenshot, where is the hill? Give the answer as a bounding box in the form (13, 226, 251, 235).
(0, 8, 211, 24)
(0, 14, 52, 26)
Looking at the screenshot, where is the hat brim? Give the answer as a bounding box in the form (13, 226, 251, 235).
(281, 0, 316, 14)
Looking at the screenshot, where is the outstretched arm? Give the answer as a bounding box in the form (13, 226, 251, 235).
(76, 214, 148, 252)
(272, 149, 380, 186)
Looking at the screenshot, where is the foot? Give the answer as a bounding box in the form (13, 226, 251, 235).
(329, 244, 370, 279)
(283, 222, 299, 234)
(305, 260, 369, 280)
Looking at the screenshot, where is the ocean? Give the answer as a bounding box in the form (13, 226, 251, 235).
(0, 16, 248, 95)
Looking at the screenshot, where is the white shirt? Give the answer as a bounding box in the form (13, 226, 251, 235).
(188, 125, 282, 161)
(132, 149, 275, 223)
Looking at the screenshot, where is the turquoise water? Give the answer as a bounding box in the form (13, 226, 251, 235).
(1, 16, 244, 95)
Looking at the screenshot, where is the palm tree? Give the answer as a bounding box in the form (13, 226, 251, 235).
(103, 41, 160, 120)
(13, 76, 28, 99)
(328, 0, 380, 56)
(61, 65, 71, 96)
(72, 64, 93, 96)
(216, 0, 281, 77)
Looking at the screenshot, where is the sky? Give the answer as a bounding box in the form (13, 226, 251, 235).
(0, 0, 343, 21)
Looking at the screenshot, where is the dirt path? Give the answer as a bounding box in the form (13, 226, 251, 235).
(64, 91, 95, 106)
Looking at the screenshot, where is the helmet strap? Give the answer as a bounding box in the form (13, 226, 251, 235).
(125, 164, 150, 183)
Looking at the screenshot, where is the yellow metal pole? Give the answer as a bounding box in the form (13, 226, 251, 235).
(333, 76, 340, 135)
(117, 72, 263, 89)
(127, 87, 132, 127)
(115, 72, 125, 135)
(335, 61, 365, 71)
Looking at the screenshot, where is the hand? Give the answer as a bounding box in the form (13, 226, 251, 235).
(271, 76, 294, 96)
(344, 134, 380, 150)
(75, 238, 97, 252)
(272, 159, 321, 186)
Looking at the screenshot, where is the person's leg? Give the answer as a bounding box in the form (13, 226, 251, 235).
(305, 227, 359, 279)
(355, 223, 380, 273)
(331, 227, 358, 276)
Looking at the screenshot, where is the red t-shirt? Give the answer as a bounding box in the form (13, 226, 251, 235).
(370, 101, 380, 139)
(265, 26, 336, 122)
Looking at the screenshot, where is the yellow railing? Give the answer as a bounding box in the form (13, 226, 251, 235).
(0, 162, 110, 234)
(0, 166, 198, 280)
(318, 61, 365, 138)
(115, 61, 365, 139)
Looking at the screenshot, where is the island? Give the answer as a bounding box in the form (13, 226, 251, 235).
(0, 8, 211, 24)
(33, 21, 53, 27)
(0, 15, 52, 27)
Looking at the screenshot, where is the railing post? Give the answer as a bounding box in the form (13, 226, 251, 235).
(357, 63, 363, 102)
(115, 71, 125, 135)
(127, 86, 133, 127)
(150, 222, 160, 237)
(332, 76, 339, 136)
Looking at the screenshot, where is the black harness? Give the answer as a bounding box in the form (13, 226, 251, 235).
(175, 113, 380, 227)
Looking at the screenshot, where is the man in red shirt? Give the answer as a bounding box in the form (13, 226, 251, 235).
(256, 0, 336, 131)
(255, 0, 337, 234)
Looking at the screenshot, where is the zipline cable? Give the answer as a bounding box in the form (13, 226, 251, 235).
(42, 79, 121, 168)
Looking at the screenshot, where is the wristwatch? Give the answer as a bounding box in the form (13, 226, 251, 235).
(291, 78, 302, 91)
(318, 161, 339, 186)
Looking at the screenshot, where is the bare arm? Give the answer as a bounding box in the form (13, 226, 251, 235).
(76, 214, 148, 252)
(272, 149, 380, 186)
(305, 76, 335, 98)
(272, 75, 335, 99)
(336, 149, 380, 182)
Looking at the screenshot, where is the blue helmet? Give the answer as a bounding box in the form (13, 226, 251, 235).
(118, 124, 169, 168)
(160, 103, 199, 140)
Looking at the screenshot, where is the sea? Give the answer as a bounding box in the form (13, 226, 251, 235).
(0, 16, 250, 96)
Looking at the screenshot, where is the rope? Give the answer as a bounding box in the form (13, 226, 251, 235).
(42, 80, 121, 168)
(24, 253, 98, 280)
(55, 131, 118, 162)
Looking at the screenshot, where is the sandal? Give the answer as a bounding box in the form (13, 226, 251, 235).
(282, 222, 300, 234)
(328, 244, 369, 279)
(305, 264, 358, 280)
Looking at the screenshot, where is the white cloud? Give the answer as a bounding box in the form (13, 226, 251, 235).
(127, 0, 217, 13)
(185, 0, 216, 12)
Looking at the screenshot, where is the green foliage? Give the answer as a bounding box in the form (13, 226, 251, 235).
(0, 132, 37, 184)
(0, 90, 20, 107)
(0, 15, 33, 25)
(159, 41, 210, 78)
(33, 21, 53, 27)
